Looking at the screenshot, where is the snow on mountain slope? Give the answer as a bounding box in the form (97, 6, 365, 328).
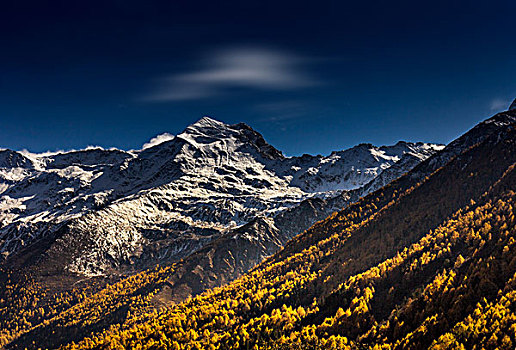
(0, 117, 442, 275)
(357, 142, 445, 195)
(276, 141, 443, 192)
(0, 150, 34, 169)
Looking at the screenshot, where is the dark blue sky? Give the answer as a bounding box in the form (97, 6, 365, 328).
(1, 0, 515, 156)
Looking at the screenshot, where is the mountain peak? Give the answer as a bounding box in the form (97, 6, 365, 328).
(509, 98, 516, 111)
(191, 116, 226, 128)
(175, 116, 284, 161)
(180, 116, 230, 138)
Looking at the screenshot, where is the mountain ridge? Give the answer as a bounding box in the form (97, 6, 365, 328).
(1, 104, 515, 349)
(0, 117, 442, 277)
(2, 106, 514, 349)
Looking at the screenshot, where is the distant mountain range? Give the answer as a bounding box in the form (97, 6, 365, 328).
(0, 117, 441, 279)
(2, 100, 515, 349)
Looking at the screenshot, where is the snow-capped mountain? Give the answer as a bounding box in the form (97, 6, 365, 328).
(128, 106, 516, 303)
(0, 117, 442, 275)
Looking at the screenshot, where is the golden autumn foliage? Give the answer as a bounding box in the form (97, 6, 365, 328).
(2, 115, 516, 349)
(56, 187, 514, 349)
(57, 131, 516, 349)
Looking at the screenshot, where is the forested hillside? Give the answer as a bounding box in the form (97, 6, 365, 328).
(1, 110, 516, 349)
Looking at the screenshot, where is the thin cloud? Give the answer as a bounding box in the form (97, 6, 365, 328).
(144, 47, 319, 102)
(489, 98, 510, 112)
(141, 133, 175, 150)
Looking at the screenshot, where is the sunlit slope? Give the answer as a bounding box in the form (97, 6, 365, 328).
(0, 265, 176, 349)
(57, 116, 516, 348)
(0, 119, 444, 349)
